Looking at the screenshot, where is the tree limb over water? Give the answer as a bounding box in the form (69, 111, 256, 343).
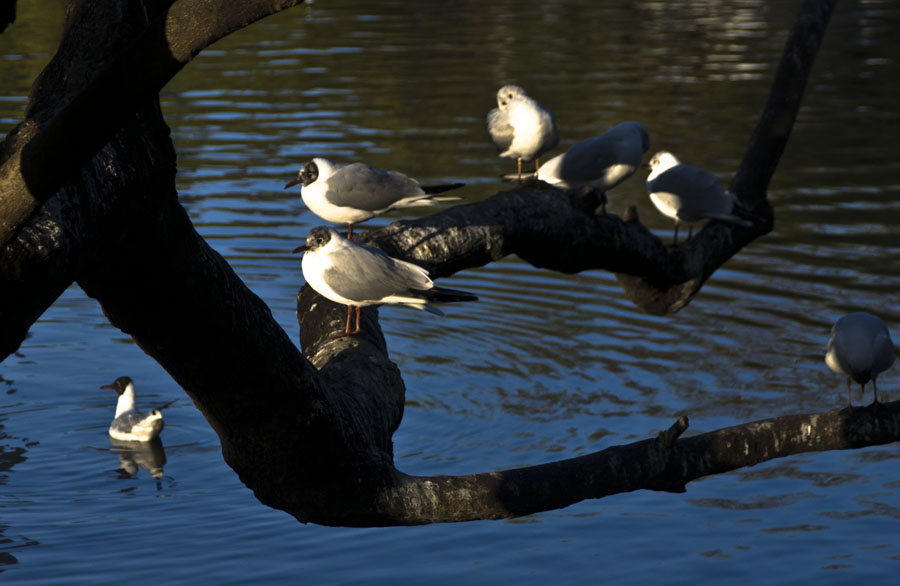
(0, 0, 879, 528)
(372, 404, 900, 524)
(0, 0, 306, 249)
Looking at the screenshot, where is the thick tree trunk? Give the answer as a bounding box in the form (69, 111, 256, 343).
(0, 0, 304, 357)
(0, 0, 306, 249)
(2, 0, 882, 529)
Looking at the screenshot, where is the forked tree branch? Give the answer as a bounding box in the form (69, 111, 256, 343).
(2, 0, 877, 529)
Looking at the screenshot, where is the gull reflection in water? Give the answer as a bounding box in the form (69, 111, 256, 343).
(109, 436, 167, 479)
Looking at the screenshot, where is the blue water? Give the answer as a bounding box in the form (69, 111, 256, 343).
(2, 0, 900, 583)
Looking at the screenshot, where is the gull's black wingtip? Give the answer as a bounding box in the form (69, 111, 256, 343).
(427, 286, 479, 304)
(422, 182, 465, 195)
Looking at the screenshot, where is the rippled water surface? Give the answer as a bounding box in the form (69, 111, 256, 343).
(2, 1, 900, 584)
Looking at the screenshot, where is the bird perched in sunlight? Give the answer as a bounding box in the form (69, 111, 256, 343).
(825, 312, 895, 407)
(293, 226, 477, 336)
(101, 376, 173, 442)
(530, 121, 651, 191)
(645, 150, 754, 245)
(285, 157, 464, 239)
(487, 84, 559, 181)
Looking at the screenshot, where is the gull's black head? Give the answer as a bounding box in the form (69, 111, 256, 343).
(284, 160, 319, 190)
(101, 376, 133, 395)
(293, 226, 336, 254)
(299, 160, 319, 187)
(306, 226, 334, 250)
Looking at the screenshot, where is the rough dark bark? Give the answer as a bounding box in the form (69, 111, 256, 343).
(0, 0, 306, 249)
(0, 0, 182, 360)
(0, 0, 880, 529)
(621, 0, 834, 314)
(371, 403, 900, 524)
(0, 0, 304, 359)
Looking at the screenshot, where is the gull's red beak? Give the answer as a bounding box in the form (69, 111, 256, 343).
(292, 244, 308, 254)
(285, 178, 302, 189)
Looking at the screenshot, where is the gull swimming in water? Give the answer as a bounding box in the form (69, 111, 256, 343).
(101, 376, 172, 442)
(825, 312, 895, 406)
(487, 84, 559, 180)
(646, 150, 753, 245)
(294, 226, 477, 336)
(531, 121, 651, 190)
(285, 158, 464, 238)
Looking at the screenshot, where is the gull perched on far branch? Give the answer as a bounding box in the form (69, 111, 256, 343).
(487, 84, 559, 181)
(285, 158, 464, 238)
(646, 150, 754, 245)
(825, 312, 896, 407)
(294, 227, 478, 337)
(530, 121, 651, 191)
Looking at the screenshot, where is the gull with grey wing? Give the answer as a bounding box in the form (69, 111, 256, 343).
(285, 158, 463, 238)
(531, 121, 651, 190)
(825, 312, 895, 406)
(646, 150, 754, 245)
(294, 227, 477, 336)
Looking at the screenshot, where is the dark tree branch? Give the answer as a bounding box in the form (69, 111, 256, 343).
(616, 0, 835, 313)
(369, 403, 900, 525)
(2, 0, 876, 529)
(348, 0, 838, 316)
(352, 185, 770, 317)
(0, 0, 305, 248)
(0, 0, 304, 358)
(731, 0, 836, 205)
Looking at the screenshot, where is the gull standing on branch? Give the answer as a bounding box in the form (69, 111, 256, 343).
(531, 121, 651, 190)
(101, 376, 173, 442)
(294, 227, 478, 337)
(285, 158, 464, 238)
(487, 85, 559, 181)
(825, 312, 896, 407)
(646, 150, 754, 245)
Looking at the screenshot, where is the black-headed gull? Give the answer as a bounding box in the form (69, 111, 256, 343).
(101, 376, 173, 442)
(294, 227, 477, 336)
(646, 150, 753, 245)
(285, 158, 463, 238)
(487, 84, 559, 180)
(825, 312, 895, 406)
(533, 121, 650, 190)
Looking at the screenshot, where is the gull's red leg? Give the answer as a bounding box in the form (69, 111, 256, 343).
(349, 306, 362, 335)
